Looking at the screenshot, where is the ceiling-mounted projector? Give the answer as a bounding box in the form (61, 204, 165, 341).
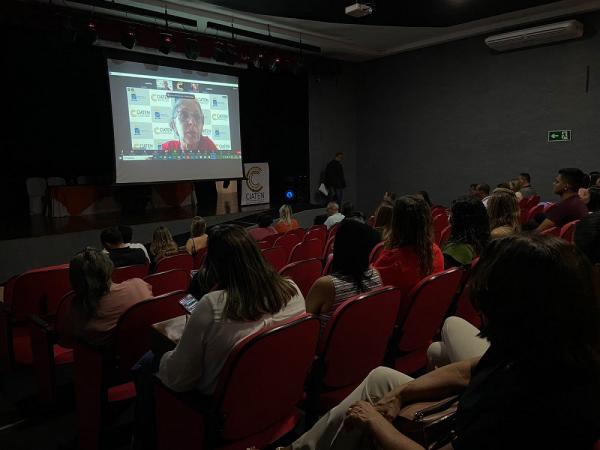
(485, 20, 584, 52)
(345, 3, 373, 18)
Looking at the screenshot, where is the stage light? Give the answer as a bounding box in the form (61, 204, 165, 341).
(212, 41, 238, 65)
(269, 57, 281, 73)
(184, 37, 199, 60)
(121, 29, 137, 49)
(78, 20, 98, 45)
(159, 32, 174, 55)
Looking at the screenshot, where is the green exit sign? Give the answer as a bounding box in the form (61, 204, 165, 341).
(548, 130, 572, 142)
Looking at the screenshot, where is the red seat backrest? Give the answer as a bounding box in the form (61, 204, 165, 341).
(322, 253, 334, 275)
(559, 220, 578, 242)
(318, 287, 402, 388)
(9, 264, 71, 317)
(261, 233, 281, 247)
(303, 228, 326, 251)
(322, 236, 335, 260)
(155, 254, 193, 274)
(526, 204, 545, 223)
(144, 270, 190, 297)
(395, 267, 464, 353)
(369, 242, 385, 264)
(115, 290, 186, 378)
(279, 259, 322, 297)
(112, 264, 149, 284)
(274, 234, 301, 262)
(261, 246, 288, 272)
(54, 291, 77, 348)
(327, 223, 341, 240)
(288, 239, 322, 264)
(431, 206, 447, 217)
(286, 228, 306, 241)
(192, 247, 208, 269)
(213, 314, 320, 440)
(454, 282, 482, 329)
(439, 225, 452, 246)
(541, 226, 561, 237)
(432, 214, 449, 245)
(256, 240, 273, 250)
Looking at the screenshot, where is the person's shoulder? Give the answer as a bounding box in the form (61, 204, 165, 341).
(200, 136, 218, 151)
(161, 140, 180, 151)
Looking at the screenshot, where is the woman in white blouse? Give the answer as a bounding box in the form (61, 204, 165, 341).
(133, 224, 306, 448)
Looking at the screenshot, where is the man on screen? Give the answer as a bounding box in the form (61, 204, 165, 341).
(161, 98, 218, 153)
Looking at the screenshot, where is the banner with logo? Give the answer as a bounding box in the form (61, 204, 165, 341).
(241, 163, 270, 206)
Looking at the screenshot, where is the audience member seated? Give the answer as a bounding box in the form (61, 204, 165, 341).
(132, 225, 305, 448)
(487, 189, 521, 238)
(383, 191, 397, 203)
(427, 316, 490, 369)
(248, 213, 278, 241)
(518, 172, 537, 198)
(185, 216, 208, 255)
(68, 248, 152, 348)
(508, 179, 523, 202)
(442, 196, 490, 267)
(274, 204, 300, 233)
(415, 190, 432, 207)
(305, 220, 382, 330)
(324, 202, 345, 229)
(373, 201, 394, 240)
(579, 173, 592, 202)
(100, 226, 148, 268)
(284, 234, 600, 450)
(118, 224, 150, 261)
(149, 226, 179, 266)
(590, 171, 600, 187)
(537, 168, 588, 232)
(373, 195, 444, 295)
(474, 183, 491, 207)
(574, 186, 600, 264)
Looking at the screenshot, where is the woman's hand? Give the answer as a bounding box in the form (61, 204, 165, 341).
(345, 401, 387, 430)
(374, 392, 402, 422)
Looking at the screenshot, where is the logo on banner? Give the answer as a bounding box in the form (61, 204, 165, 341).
(246, 166, 263, 192)
(130, 109, 151, 118)
(212, 113, 229, 121)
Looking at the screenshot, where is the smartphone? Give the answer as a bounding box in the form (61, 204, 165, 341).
(179, 294, 200, 315)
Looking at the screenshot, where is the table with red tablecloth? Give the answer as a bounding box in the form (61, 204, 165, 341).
(48, 183, 196, 217)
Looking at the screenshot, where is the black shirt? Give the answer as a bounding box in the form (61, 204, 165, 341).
(108, 247, 148, 268)
(453, 346, 600, 450)
(324, 159, 346, 189)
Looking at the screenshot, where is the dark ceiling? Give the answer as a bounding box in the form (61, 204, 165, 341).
(200, 0, 560, 27)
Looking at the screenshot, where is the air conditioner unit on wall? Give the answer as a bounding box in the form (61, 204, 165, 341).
(485, 20, 584, 52)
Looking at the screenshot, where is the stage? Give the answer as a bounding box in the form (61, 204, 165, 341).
(0, 196, 324, 282)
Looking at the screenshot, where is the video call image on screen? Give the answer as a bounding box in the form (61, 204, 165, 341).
(108, 59, 243, 183)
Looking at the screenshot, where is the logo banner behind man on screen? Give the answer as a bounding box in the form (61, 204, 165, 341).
(241, 163, 270, 206)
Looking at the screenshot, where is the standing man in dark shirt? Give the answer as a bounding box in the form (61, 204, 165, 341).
(324, 152, 346, 205)
(100, 226, 148, 268)
(537, 167, 588, 232)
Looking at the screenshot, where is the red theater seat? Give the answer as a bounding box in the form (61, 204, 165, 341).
(112, 264, 149, 283)
(154, 314, 320, 450)
(559, 220, 578, 242)
(144, 269, 190, 296)
(155, 254, 193, 274)
(288, 238, 322, 264)
(261, 246, 288, 272)
(192, 247, 208, 269)
(386, 267, 463, 375)
(305, 287, 402, 417)
(74, 290, 186, 450)
(1, 264, 71, 370)
(279, 259, 322, 298)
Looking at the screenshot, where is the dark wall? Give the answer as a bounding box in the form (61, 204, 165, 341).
(0, 21, 309, 217)
(356, 13, 600, 210)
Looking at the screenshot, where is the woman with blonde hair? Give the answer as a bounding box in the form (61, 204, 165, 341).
(185, 216, 208, 255)
(149, 226, 178, 264)
(274, 204, 300, 233)
(487, 190, 521, 238)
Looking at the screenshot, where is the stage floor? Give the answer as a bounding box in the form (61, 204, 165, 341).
(0, 193, 263, 241)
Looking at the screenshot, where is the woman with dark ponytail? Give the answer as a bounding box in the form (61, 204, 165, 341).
(305, 220, 382, 330)
(69, 247, 152, 347)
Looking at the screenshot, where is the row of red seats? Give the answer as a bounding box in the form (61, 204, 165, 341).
(72, 263, 479, 450)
